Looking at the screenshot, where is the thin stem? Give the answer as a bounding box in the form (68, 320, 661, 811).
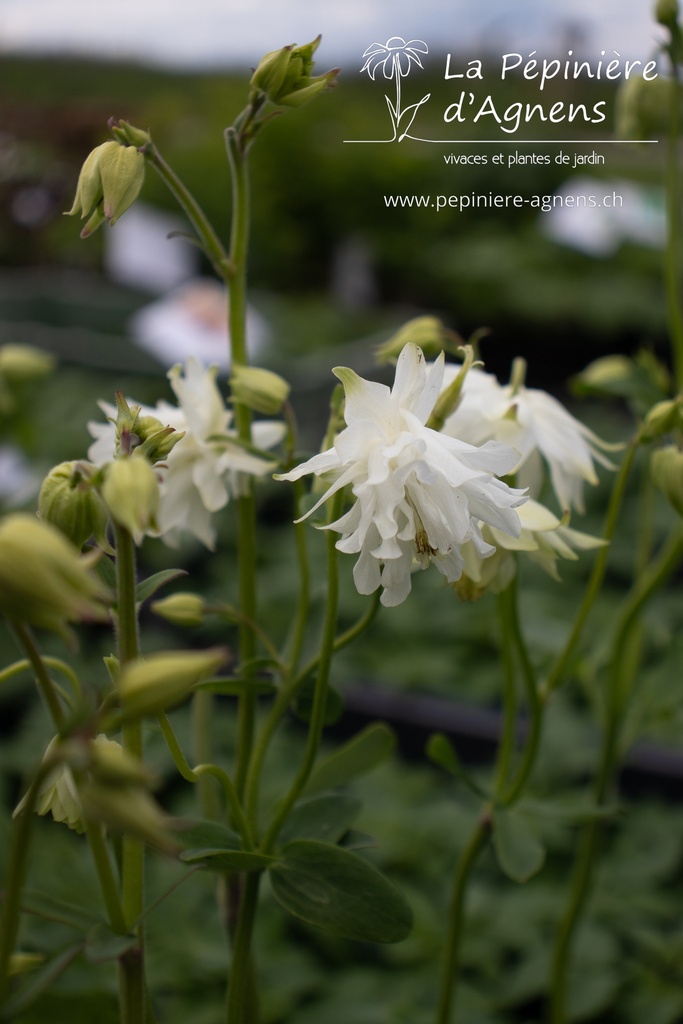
(501, 580, 542, 807)
(11, 623, 65, 727)
(225, 872, 261, 1024)
(192, 690, 221, 821)
(85, 822, 128, 935)
(541, 438, 638, 698)
(144, 144, 232, 282)
(113, 522, 147, 1024)
(493, 584, 519, 796)
(436, 812, 492, 1024)
(261, 498, 342, 856)
(549, 526, 683, 1024)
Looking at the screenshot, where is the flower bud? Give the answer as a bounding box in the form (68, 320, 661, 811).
(101, 456, 159, 544)
(79, 782, 177, 854)
(230, 365, 290, 415)
(0, 343, 55, 383)
(0, 514, 107, 635)
(651, 444, 683, 515)
(89, 735, 152, 787)
(656, 0, 679, 28)
(615, 75, 675, 141)
(151, 592, 207, 627)
(118, 647, 228, 718)
(39, 461, 111, 550)
(376, 316, 457, 365)
(67, 139, 145, 236)
(573, 355, 633, 395)
(641, 399, 683, 441)
(109, 118, 151, 149)
(250, 36, 339, 107)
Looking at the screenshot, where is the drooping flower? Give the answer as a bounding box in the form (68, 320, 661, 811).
(277, 343, 527, 607)
(361, 37, 429, 80)
(440, 362, 615, 514)
(455, 499, 608, 600)
(88, 357, 285, 548)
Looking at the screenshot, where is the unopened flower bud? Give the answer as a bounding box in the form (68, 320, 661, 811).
(134, 417, 185, 463)
(231, 365, 290, 415)
(0, 514, 107, 635)
(250, 36, 339, 107)
(118, 647, 228, 718)
(89, 735, 151, 787)
(651, 444, 683, 515)
(376, 316, 456, 365)
(573, 354, 633, 395)
(39, 461, 110, 550)
(656, 0, 680, 28)
(101, 456, 159, 544)
(109, 118, 151, 149)
(615, 76, 675, 141)
(67, 139, 145, 236)
(641, 398, 683, 441)
(151, 592, 207, 627)
(0, 343, 55, 383)
(79, 781, 177, 854)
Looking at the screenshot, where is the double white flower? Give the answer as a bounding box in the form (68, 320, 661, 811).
(88, 357, 284, 548)
(278, 344, 527, 607)
(440, 363, 614, 514)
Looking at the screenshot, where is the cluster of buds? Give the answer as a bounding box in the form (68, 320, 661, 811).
(249, 35, 339, 107)
(67, 120, 150, 237)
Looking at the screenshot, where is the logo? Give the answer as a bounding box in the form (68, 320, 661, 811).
(359, 37, 430, 142)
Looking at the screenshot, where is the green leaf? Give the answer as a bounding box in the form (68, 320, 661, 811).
(292, 676, 344, 726)
(84, 923, 138, 963)
(21, 890, 103, 932)
(135, 569, 187, 606)
(279, 791, 362, 847)
(1, 943, 83, 1018)
(177, 819, 273, 873)
(94, 554, 117, 591)
(492, 808, 546, 883)
(426, 733, 488, 798)
(269, 839, 412, 943)
(305, 723, 396, 794)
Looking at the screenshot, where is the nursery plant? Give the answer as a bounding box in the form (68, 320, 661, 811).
(3, 6, 683, 1024)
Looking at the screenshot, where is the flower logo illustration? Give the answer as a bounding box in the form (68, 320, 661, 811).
(360, 37, 430, 142)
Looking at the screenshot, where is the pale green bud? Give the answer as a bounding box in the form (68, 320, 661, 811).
(134, 417, 185, 463)
(101, 457, 159, 544)
(641, 399, 683, 441)
(651, 445, 683, 515)
(89, 735, 151, 787)
(574, 355, 633, 393)
(151, 592, 207, 627)
(231, 365, 290, 415)
(0, 343, 55, 383)
(67, 139, 145, 236)
(615, 76, 676, 141)
(376, 316, 457, 365)
(109, 118, 151, 149)
(7, 954, 44, 977)
(39, 461, 111, 551)
(656, 0, 679, 28)
(118, 647, 227, 718)
(250, 35, 339, 107)
(0, 514, 107, 636)
(79, 781, 177, 854)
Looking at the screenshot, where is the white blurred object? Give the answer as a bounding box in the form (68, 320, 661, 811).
(104, 203, 197, 293)
(0, 445, 40, 505)
(129, 278, 269, 374)
(542, 176, 666, 256)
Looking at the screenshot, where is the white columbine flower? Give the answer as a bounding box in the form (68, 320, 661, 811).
(440, 362, 615, 514)
(277, 343, 527, 607)
(88, 357, 284, 548)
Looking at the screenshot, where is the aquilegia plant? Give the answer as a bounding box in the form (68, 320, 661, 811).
(3, 7, 683, 1024)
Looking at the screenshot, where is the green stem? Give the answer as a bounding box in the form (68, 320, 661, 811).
(192, 690, 221, 821)
(114, 522, 147, 1024)
(501, 580, 542, 807)
(261, 498, 342, 856)
(435, 813, 492, 1024)
(11, 623, 65, 728)
(145, 144, 232, 282)
(85, 822, 128, 935)
(664, 53, 683, 390)
(225, 873, 261, 1024)
(549, 526, 683, 1024)
(493, 585, 519, 796)
(0, 757, 57, 1008)
(541, 438, 638, 698)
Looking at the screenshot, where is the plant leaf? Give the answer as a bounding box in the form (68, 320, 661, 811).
(278, 791, 362, 847)
(177, 819, 273, 873)
(305, 723, 396, 794)
(426, 733, 488, 798)
(492, 808, 546, 883)
(135, 569, 187, 606)
(196, 676, 276, 696)
(269, 839, 412, 943)
(84, 923, 138, 963)
(292, 677, 343, 726)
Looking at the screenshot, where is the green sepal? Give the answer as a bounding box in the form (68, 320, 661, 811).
(135, 568, 188, 606)
(278, 790, 362, 847)
(426, 732, 489, 799)
(492, 808, 546, 883)
(178, 819, 273, 873)
(305, 722, 396, 794)
(269, 839, 412, 943)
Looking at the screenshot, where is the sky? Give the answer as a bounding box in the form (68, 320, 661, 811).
(0, 0, 662, 71)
